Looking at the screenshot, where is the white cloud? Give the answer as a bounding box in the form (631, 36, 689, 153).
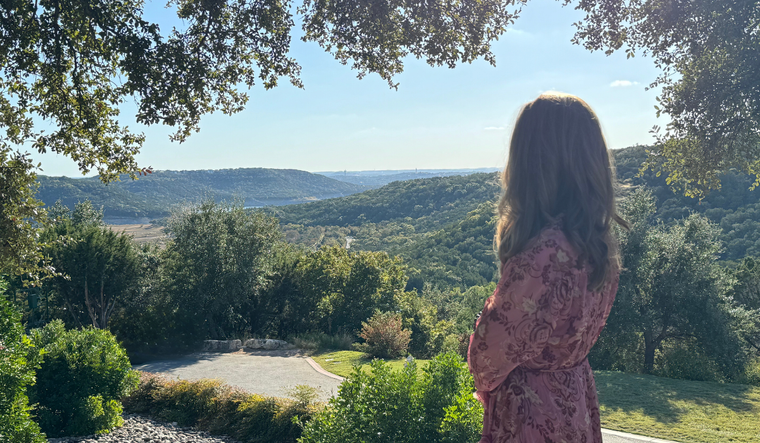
(483, 126, 506, 131)
(610, 80, 639, 88)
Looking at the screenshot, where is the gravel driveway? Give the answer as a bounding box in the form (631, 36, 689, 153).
(132, 349, 343, 402)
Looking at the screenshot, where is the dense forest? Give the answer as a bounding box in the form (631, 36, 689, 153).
(36, 168, 367, 220)
(274, 146, 760, 290)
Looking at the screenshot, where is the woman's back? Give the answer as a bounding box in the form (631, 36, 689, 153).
(468, 92, 626, 442)
(468, 218, 618, 442)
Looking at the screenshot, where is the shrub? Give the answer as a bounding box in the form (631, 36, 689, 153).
(357, 311, 412, 359)
(298, 351, 483, 443)
(654, 338, 725, 382)
(28, 320, 139, 437)
(742, 357, 760, 386)
(286, 385, 322, 408)
(0, 285, 45, 443)
(123, 372, 316, 443)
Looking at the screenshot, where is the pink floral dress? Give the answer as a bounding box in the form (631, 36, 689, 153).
(467, 220, 619, 443)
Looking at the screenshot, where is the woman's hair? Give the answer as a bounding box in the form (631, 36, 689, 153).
(496, 92, 629, 291)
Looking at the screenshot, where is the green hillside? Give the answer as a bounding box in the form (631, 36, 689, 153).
(270, 172, 501, 231)
(36, 168, 367, 220)
(276, 146, 760, 289)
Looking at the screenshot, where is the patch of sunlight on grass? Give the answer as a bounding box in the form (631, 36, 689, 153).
(311, 350, 430, 378)
(595, 370, 760, 443)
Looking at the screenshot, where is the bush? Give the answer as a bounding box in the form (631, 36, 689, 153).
(28, 320, 139, 437)
(356, 311, 412, 359)
(0, 284, 45, 443)
(742, 357, 760, 386)
(654, 338, 726, 382)
(123, 372, 315, 443)
(298, 351, 483, 443)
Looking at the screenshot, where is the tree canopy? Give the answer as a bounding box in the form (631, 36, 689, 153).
(0, 0, 517, 279)
(0, 0, 520, 180)
(0, 0, 755, 188)
(570, 0, 760, 196)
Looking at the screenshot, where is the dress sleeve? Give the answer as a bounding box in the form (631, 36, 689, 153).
(467, 237, 577, 394)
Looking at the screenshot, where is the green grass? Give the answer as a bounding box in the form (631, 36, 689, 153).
(310, 350, 430, 378)
(310, 352, 760, 443)
(595, 370, 760, 443)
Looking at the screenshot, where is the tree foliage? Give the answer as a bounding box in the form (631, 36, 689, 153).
(0, 0, 523, 181)
(0, 280, 45, 443)
(729, 257, 760, 356)
(260, 244, 408, 337)
(39, 201, 140, 330)
(163, 200, 281, 341)
(0, 148, 48, 282)
(596, 188, 749, 379)
(570, 0, 760, 196)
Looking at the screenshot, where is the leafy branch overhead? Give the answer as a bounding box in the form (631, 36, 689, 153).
(568, 0, 760, 196)
(0, 0, 522, 181)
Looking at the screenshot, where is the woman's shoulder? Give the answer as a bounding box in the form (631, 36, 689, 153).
(531, 218, 577, 258)
(504, 218, 581, 275)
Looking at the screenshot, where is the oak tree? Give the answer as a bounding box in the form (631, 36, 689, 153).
(570, 0, 760, 196)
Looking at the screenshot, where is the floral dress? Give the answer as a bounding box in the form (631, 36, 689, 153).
(467, 220, 619, 443)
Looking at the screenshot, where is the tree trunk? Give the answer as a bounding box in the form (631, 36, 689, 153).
(84, 276, 100, 329)
(207, 314, 219, 340)
(99, 279, 106, 329)
(643, 329, 658, 374)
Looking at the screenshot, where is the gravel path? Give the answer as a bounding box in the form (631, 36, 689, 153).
(47, 414, 241, 443)
(132, 349, 342, 402)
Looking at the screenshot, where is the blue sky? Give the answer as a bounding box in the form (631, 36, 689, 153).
(37, 0, 665, 177)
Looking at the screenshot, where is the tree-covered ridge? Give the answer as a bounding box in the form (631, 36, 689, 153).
(614, 146, 760, 259)
(278, 146, 760, 282)
(271, 172, 501, 230)
(385, 202, 499, 290)
(36, 168, 367, 219)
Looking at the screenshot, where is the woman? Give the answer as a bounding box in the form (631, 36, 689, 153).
(467, 92, 628, 443)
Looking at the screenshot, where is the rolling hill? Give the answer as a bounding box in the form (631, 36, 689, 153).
(275, 146, 760, 289)
(36, 168, 367, 221)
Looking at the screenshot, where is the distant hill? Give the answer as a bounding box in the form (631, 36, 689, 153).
(319, 168, 500, 188)
(36, 168, 367, 222)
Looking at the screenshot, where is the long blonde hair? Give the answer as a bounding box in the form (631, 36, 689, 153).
(496, 92, 628, 291)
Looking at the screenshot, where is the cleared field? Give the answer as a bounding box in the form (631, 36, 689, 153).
(108, 224, 167, 244)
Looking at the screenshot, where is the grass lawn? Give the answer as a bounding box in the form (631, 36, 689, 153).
(311, 352, 760, 443)
(310, 350, 430, 378)
(595, 371, 760, 443)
